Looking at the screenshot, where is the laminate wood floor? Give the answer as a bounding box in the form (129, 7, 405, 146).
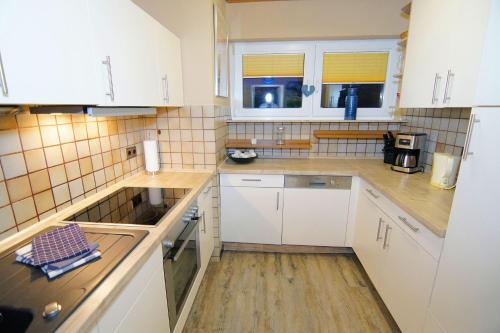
(183, 251, 400, 333)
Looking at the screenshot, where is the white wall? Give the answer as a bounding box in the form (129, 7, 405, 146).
(227, 0, 409, 41)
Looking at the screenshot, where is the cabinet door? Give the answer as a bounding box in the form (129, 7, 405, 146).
(444, 0, 492, 107)
(0, 0, 99, 105)
(352, 192, 386, 288)
(220, 186, 283, 245)
(426, 108, 500, 333)
(88, 0, 161, 106)
(199, 186, 214, 270)
(400, 0, 452, 108)
(156, 24, 184, 106)
(282, 188, 350, 246)
(380, 217, 438, 333)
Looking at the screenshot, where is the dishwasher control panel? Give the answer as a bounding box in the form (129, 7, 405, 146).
(284, 175, 352, 189)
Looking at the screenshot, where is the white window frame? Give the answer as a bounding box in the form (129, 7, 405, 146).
(231, 41, 316, 120)
(231, 39, 401, 121)
(312, 39, 400, 120)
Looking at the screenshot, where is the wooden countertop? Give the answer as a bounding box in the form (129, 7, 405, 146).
(0, 170, 214, 333)
(219, 158, 454, 238)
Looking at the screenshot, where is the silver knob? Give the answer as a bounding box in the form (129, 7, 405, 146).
(162, 240, 174, 248)
(43, 302, 62, 320)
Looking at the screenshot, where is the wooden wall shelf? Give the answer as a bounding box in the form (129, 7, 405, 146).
(226, 139, 311, 150)
(314, 130, 394, 140)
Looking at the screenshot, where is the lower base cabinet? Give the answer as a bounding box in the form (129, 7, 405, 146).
(221, 186, 283, 245)
(198, 184, 214, 270)
(92, 246, 170, 332)
(353, 189, 438, 333)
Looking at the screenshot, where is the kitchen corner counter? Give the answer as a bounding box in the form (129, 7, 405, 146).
(219, 158, 454, 238)
(0, 169, 214, 333)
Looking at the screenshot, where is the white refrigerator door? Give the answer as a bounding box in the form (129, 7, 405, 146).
(424, 107, 500, 333)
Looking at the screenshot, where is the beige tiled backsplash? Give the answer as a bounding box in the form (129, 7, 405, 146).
(400, 108, 471, 172)
(228, 121, 401, 159)
(0, 113, 146, 239)
(143, 105, 230, 258)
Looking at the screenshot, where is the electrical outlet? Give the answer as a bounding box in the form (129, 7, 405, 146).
(126, 146, 137, 160)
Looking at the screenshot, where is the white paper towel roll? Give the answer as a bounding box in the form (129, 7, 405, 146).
(143, 140, 160, 173)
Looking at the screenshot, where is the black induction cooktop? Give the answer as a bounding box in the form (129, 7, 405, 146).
(64, 187, 191, 226)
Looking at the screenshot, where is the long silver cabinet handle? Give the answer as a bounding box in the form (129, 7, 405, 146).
(462, 114, 480, 161)
(276, 192, 280, 211)
(202, 211, 206, 233)
(443, 70, 455, 103)
(0, 50, 9, 97)
(164, 73, 169, 103)
(376, 218, 384, 241)
(365, 188, 380, 199)
(102, 56, 115, 101)
(241, 179, 262, 182)
(398, 216, 419, 232)
(431, 73, 441, 105)
(383, 225, 392, 250)
(203, 186, 211, 194)
(161, 74, 168, 103)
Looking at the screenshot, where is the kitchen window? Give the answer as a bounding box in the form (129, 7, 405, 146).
(232, 42, 316, 118)
(232, 40, 400, 120)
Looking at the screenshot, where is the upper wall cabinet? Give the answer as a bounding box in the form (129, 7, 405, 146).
(88, 0, 163, 107)
(231, 40, 400, 120)
(0, 0, 99, 105)
(0, 0, 184, 107)
(400, 0, 499, 108)
(155, 24, 184, 107)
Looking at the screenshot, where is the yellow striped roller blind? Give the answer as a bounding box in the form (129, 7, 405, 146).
(243, 54, 304, 77)
(322, 52, 389, 83)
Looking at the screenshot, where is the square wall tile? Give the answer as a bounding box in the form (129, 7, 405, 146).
(12, 197, 37, 223)
(58, 124, 74, 143)
(40, 126, 60, 146)
(0, 182, 9, 207)
(0, 205, 15, 232)
(65, 161, 81, 181)
(6, 176, 32, 202)
(19, 127, 42, 150)
(44, 146, 64, 167)
(48, 165, 67, 187)
(29, 169, 51, 194)
(33, 190, 55, 214)
(61, 142, 78, 162)
(52, 183, 70, 206)
(1, 153, 27, 179)
(24, 149, 47, 173)
(0, 130, 22, 155)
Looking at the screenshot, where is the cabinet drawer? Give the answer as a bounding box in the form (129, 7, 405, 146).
(360, 181, 444, 260)
(220, 173, 284, 188)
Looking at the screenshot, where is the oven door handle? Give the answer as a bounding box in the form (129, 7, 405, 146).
(170, 219, 199, 262)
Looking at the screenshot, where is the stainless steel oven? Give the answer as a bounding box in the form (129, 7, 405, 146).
(161, 205, 200, 332)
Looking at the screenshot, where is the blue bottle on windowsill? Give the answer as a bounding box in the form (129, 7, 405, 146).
(344, 87, 358, 120)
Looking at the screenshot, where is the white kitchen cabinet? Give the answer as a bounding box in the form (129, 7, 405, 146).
(0, 0, 99, 105)
(155, 23, 184, 106)
(401, 0, 499, 108)
(424, 108, 500, 333)
(221, 185, 283, 245)
(282, 176, 351, 246)
(198, 184, 214, 270)
(380, 217, 438, 333)
(399, 0, 451, 108)
(353, 186, 439, 333)
(97, 246, 169, 332)
(352, 191, 387, 290)
(87, 0, 161, 107)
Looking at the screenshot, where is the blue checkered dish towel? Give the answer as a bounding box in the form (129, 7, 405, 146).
(16, 242, 101, 279)
(31, 224, 91, 266)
